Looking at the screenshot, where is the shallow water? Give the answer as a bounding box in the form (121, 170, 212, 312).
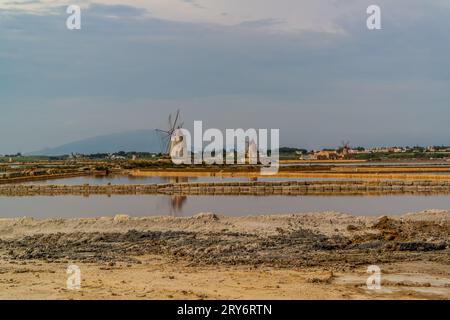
(1, 194, 450, 218)
(19, 175, 360, 185)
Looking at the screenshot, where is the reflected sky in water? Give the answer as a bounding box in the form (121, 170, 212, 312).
(17, 175, 378, 185)
(1, 194, 450, 218)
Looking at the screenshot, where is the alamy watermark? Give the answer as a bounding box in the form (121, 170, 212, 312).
(366, 265, 381, 290)
(66, 5, 81, 30)
(367, 5, 382, 30)
(168, 121, 280, 175)
(66, 264, 81, 290)
(65, 5, 382, 31)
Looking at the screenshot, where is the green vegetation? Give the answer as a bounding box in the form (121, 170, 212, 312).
(278, 147, 307, 160)
(354, 152, 450, 161)
(0, 155, 58, 163)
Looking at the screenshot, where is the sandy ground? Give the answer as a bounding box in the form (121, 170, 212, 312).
(0, 210, 449, 300)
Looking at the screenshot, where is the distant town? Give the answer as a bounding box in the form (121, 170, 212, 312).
(1, 144, 450, 163)
(295, 144, 450, 161)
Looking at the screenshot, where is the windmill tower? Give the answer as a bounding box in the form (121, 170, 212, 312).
(156, 109, 185, 157)
(341, 140, 350, 158)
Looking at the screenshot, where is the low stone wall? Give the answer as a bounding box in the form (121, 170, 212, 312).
(0, 172, 89, 185)
(1, 180, 450, 196)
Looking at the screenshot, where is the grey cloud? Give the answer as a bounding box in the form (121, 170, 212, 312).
(4, 0, 41, 5)
(181, 0, 206, 10)
(0, 1, 449, 153)
(87, 3, 149, 17)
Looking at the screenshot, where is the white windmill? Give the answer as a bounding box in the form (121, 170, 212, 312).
(156, 109, 186, 158)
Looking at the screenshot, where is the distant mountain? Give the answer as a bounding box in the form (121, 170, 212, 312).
(31, 130, 164, 156)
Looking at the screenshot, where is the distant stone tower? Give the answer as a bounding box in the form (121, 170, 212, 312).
(247, 139, 258, 164)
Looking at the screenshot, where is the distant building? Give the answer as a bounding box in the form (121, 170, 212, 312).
(312, 150, 340, 160)
(110, 155, 126, 160)
(299, 154, 315, 160)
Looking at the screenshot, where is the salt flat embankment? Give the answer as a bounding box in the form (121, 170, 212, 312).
(2, 180, 450, 196)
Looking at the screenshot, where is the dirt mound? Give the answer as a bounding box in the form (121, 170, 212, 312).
(2, 223, 449, 271)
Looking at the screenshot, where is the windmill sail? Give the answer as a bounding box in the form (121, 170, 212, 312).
(155, 109, 184, 155)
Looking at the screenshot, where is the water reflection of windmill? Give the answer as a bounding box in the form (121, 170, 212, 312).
(167, 176, 189, 216)
(168, 195, 187, 216)
(155, 109, 186, 157)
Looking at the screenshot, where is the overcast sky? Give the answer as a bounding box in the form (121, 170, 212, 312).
(1, 0, 449, 153)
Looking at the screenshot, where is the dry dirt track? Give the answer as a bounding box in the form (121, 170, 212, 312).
(0, 211, 449, 299)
